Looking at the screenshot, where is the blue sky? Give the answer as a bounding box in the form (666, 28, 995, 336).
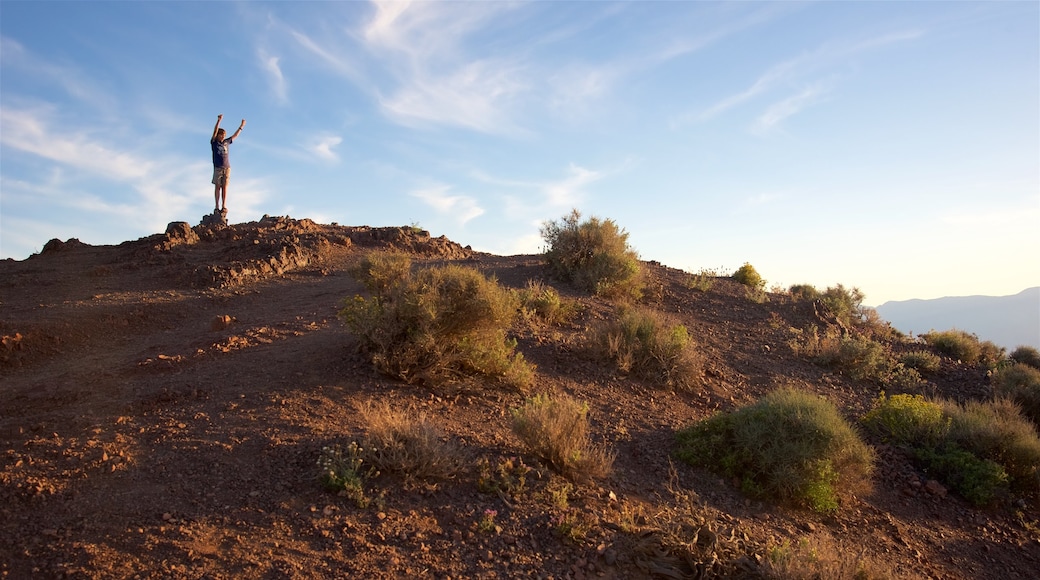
(1, 1, 1037, 305)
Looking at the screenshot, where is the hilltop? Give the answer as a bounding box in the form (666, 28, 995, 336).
(1, 216, 1038, 579)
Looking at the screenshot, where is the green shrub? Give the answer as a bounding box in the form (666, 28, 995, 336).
(511, 393, 615, 482)
(788, 284, 821, 302)
(942, 398, 1040, 494)
(340, 264, 533, 390)
(731, 263, 765, 290)
(516, 279, 577, 325)
(862, 393, 950, 448)
(591, 307, 702, 391)
(899, 350, 941, 374)
(913, 446, 1009, 506)
(540, 209, 643, 300)
(676, 388, 875, 512)
(924, 329, 1004, 366)
(993, 364, 1040, 427)
(350, 251, 412, 294)
(819, 285, 865, 329)
(1010, 346, 1040, 370)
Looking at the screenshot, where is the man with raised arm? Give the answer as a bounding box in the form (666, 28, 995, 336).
(211, 114, 245, 213)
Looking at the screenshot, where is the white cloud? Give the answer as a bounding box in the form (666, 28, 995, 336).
(258, 48, 289, 104)
(306, 135, 343, 162)
(410, 185, 484, 224)
(544, 164, 603, 207)
(752, 82, 831, 133)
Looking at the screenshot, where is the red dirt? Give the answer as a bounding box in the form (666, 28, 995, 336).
(1, 216, 1037, 579)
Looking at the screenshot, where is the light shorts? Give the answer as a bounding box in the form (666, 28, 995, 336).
(212, 166, 231, 186)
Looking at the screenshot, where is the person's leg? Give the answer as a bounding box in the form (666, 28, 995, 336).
(220, 181, 228, 211)
(214, 184, 221, 211)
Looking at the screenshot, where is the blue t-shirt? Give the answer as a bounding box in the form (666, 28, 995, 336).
(211, 137, 233, 168)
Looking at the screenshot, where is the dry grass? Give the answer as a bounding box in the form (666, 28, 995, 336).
(358, 401, 465, 483)
(762, 533, 893, 580)
(510, 393, 615, 482)
(591, 306, 703, 391)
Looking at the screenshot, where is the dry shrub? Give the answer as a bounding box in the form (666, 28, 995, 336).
(788, 283, 822, 302)
(762, 533, 892, 580)
(511, 393, 614, 482)
(541, 209, 644, 301)
(516, 279, 578, 326)
(1010, 346, 1040, 370)
(924, 329, 1005, 366)
(993, 363, 1040, 428)
(340, 263, 533, 390)
(591, 307, 702, 391)
(791, 326, 920, 388)
(350, 250, 412, 294)
(358, 401, 464, 482)
(731, 262, 765, 290)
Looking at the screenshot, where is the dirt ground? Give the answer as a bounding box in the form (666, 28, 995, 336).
(2, 216, 1038, 579)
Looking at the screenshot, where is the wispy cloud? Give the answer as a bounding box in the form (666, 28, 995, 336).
(258, 48, 289, 104)
(410, 185, 484, 224)
(753, 82, 831, 134)
(306, 135, 343, 162)
(675, 28, 924, 129)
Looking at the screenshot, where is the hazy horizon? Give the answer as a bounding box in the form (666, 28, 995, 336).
(2, 1, 1037, 305)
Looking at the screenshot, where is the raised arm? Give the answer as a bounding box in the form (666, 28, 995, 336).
(212, 114, 223, 140)
(230, 119, 246, 141)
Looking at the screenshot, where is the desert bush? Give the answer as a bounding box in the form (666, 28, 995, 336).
(591, 307, 702, 391)
(477, 456, 531, 498)
(762, 534, 890, 580)
(899, 350, 941, 374)
(340, 263, 533, 390)
(675, 387, 875, 512)
(511, 393, 615, 482)
(1010, 346, 1040, 370)
(516, 279, 577, 325)
(941, 398, 1040, 494)
(924, 329, 1004, 366)
(819, 284, 865, 329)
(350, 251, 412, 294)
(358, 401, 464, 482)
(915, 445, 1009, 506)
(862, 393, 950, 448)
(788, 283, 821, 302)
(993, 364, 1040, 427)
(793, 327, 920, 388)
(731, 262, 765, 290)
(540, 209, 643, 301)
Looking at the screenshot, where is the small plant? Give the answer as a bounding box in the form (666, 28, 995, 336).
(1010, 346, 1040, 370)
(731, 263, 765, 290)
(358, 401, 464, 483)
(477, 509, 499, 534)
(676, 387, 875, 512)
(899, 350, 941, 374)
(684, 269, 716, 292)
(477, 456, 531, 498)
(540, 209, 644, 301)
(591, 307, 702, 391)
(818, 285, 866, 329)
(516, 279, 577, 325)
(745, 286, 769, 304)
(793, 327, 921, 388)
(913, 445, 1009, 506)
(993, 363, 1040, 427)
(317, 442, 374, 507)
(511, 394, 615, 482)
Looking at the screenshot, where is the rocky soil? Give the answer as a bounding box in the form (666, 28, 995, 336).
(1, 216, 1038, 579)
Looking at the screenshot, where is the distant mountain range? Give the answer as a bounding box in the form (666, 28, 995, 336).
(876, 287, 1040, 351)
